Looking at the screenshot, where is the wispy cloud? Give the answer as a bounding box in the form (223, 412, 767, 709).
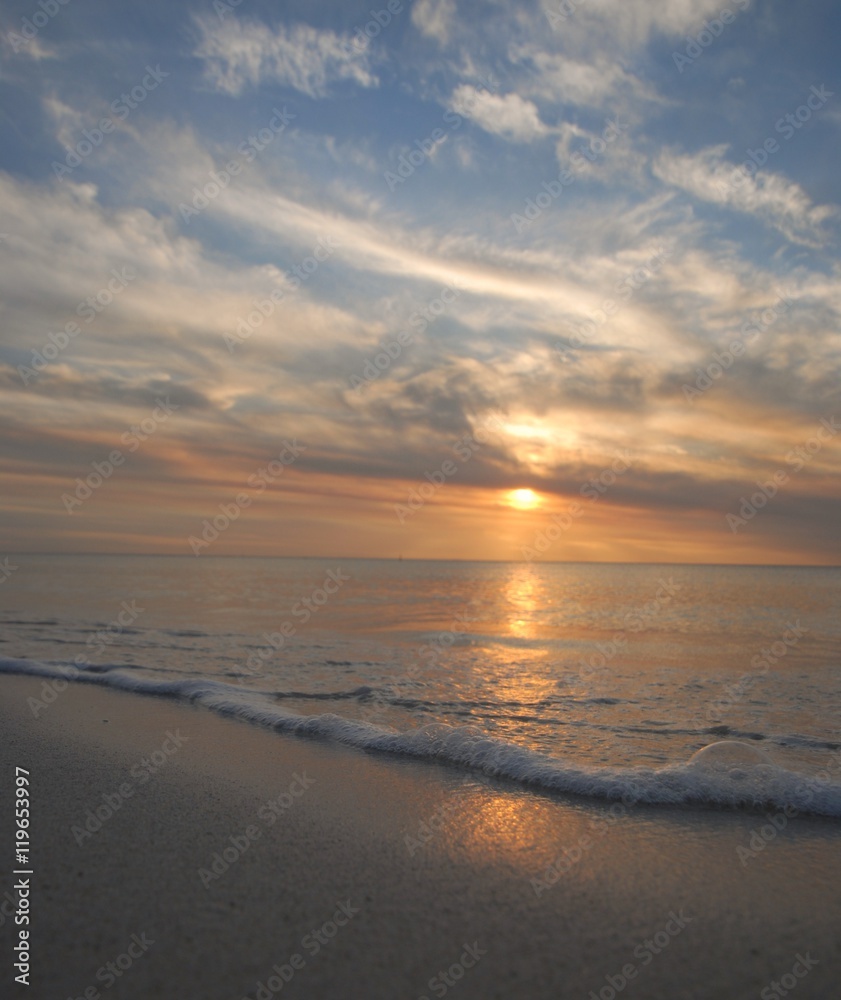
(411, 0, 457, 45)
(449, 85, 550, 142)
(193, 17, 378, 98)
(511, 48, 657, 109)
(546, 0, 745, 51)
(653, 145, 837, 246)
(0, 0, 839, 561)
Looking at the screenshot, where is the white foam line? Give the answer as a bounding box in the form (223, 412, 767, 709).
(2, 656, 840, 817)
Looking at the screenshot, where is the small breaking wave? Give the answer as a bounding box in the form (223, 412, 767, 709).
(2, 655, 840, 817)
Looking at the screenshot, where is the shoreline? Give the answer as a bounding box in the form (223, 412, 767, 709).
(1, 674, 840, 999)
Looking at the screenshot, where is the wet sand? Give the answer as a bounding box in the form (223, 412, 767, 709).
(0, 674, 839, 999)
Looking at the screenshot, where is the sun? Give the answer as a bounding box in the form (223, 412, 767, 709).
(506, 488, 541, 510)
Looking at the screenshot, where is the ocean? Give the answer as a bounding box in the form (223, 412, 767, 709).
(1, 556, 839, 816)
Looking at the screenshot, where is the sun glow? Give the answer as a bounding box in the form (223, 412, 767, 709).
(507, 488, 541, 510)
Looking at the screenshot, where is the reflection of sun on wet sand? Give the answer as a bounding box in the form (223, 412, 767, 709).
(2, 677, 841, 1000)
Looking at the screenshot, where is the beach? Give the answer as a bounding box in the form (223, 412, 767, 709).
(2, 674, 839, 1000)
(2, 0, 840, 994)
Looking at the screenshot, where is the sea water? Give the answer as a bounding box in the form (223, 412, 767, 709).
(1, 556, 839, 814)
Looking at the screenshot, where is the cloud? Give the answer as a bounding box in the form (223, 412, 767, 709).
(411, 0, 457, 44)
(41, 95, 86, 149)
(0, 34, 57, 62)
(544, 0, 744, 51)
(603, 0, 742, 41)
(193, 17, 378, 98)
(448, 85, 549, 143)
(0, 366, 215, 412)
(652, 145, 837, 246)
(2, 0, 840, 565)
(512, 48, 656, 109)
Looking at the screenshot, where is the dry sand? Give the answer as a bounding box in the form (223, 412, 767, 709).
(1, 675, 839, 999)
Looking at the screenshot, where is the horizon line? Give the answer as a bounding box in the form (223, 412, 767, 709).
(3, 552, 840, 568)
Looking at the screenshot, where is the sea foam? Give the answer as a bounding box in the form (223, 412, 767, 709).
(2, 655, 840, 817)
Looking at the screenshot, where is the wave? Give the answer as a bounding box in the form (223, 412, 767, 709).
(0, 617, 61, 627)
(2, 655, 840, 817)
(271, 686, 379, 701)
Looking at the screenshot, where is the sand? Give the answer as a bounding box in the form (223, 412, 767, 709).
(1, 674, 839, 999)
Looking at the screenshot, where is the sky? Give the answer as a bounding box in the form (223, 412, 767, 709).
(0, 0, 839, 563)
